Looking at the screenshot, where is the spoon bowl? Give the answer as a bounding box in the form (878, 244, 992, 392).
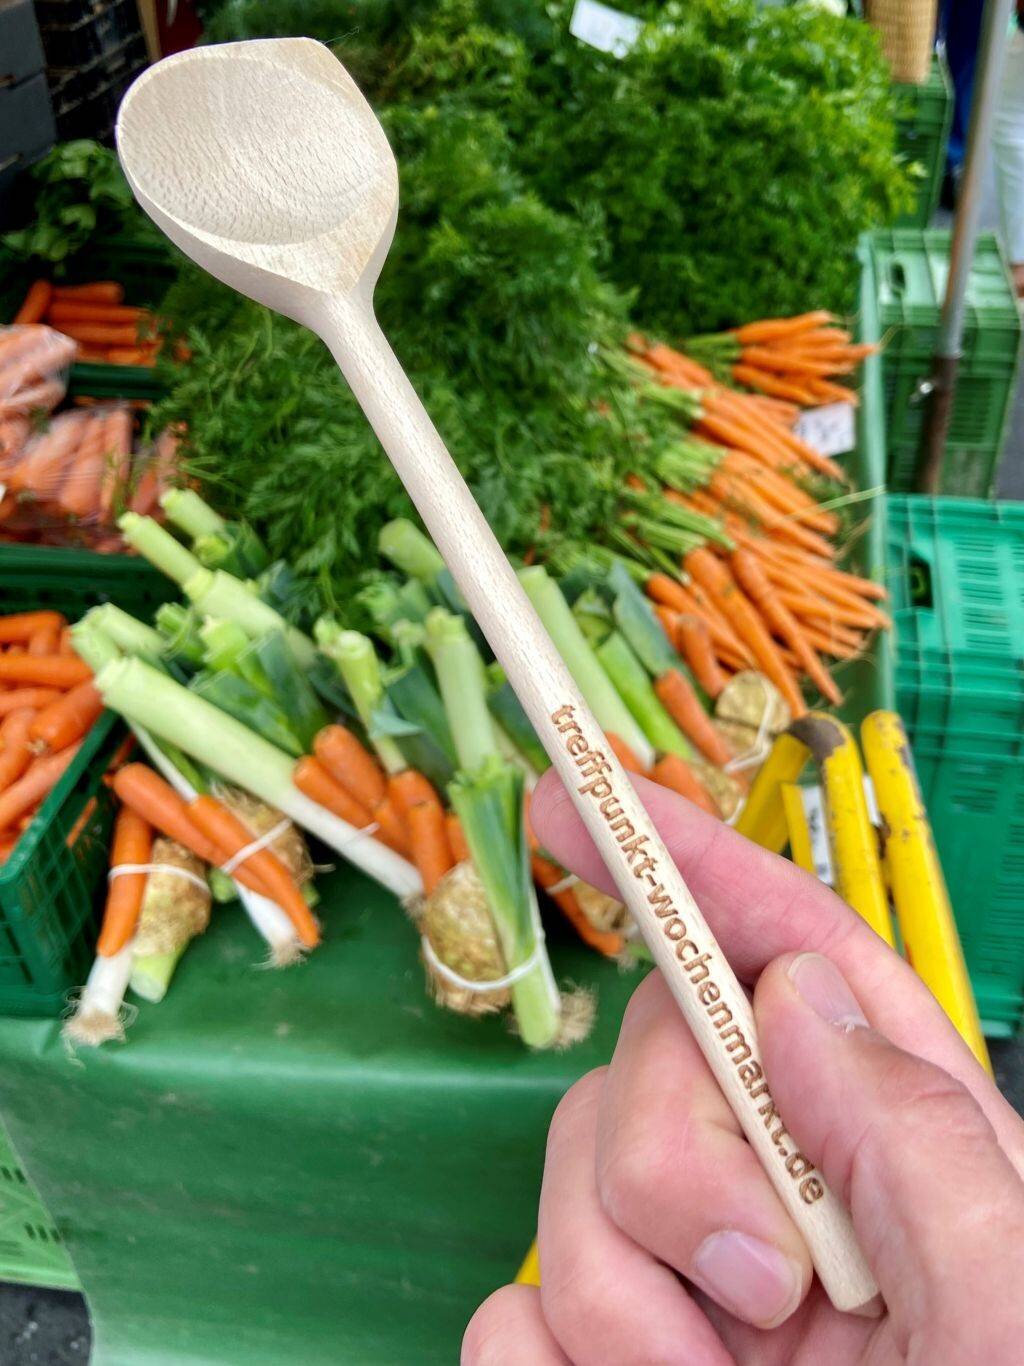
(116, 39, 398, 317)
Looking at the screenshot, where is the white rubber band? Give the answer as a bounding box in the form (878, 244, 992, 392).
(219, 818, 291, 875)
(546, 873, 578, 897)
(108, 862, 209, 894)
(421, 934, 545, 993)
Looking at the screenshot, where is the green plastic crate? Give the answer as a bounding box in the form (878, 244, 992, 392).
(870, 229, 1021, 493)
(886, 495, 1024, 1035)
(893, 57, 953, 229)
(0, 1117, 78, 1291)
(0, 547, 173, 1018)
(0, 237, 175, 401)
(833, 239, 893, 728)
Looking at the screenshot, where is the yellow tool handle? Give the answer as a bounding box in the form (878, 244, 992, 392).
(781, 782, 817, 874)
(861, 711, 992, 1074)
(792, 714, 894, 949)
(734, 732, 810, 852)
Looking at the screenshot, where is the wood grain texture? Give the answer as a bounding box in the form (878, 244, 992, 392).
(115, 38, 878, 1313)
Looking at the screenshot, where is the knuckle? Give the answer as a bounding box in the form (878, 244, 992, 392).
(598, 1111, 691, 1237)
(547, 1068, 605, 1158)
(541, 1244, 627, 1349)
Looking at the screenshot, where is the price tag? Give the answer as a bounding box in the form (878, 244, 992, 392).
(793, 401, 856, 458)
(800, 777, 879, 888)
(569, 0, 642, 56)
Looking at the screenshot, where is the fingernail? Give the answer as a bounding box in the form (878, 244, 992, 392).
(693, 1230, 802, 1327)
(788, 952, 867, 1030)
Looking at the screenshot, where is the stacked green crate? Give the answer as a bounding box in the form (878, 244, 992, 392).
(886, 496, 1024, 1036)
(0, 1119, 78, 1291)
(870, 229, 1021, 495)
(893, 57, 953, 229)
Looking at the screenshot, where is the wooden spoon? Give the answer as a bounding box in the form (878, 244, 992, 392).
(116, 38, 875, 1312)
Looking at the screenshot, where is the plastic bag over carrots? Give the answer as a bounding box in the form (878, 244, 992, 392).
(0, 325, 76, 420)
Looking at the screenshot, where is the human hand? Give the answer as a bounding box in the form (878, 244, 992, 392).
(463, 771, 1024, 1364)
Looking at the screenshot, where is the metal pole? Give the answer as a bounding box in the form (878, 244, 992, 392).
(918, 0, 1015, 492)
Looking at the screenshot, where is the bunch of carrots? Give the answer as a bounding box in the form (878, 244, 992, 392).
(681, 309, 878, 408)
(102, 764, 319, 954)
(625, 329, 889, 715)
(0, 399, 179, 548)
(12, 279, 166, 368)
(0, 610, 104, 866)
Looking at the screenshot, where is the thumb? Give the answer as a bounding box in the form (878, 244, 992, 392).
(755, 952, 1024, 1339)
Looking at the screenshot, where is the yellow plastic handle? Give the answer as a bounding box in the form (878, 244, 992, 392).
(861, 711, 992, 1074)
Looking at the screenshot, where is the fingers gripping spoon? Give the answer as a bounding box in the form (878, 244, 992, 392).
(116, 39, 877, 1313)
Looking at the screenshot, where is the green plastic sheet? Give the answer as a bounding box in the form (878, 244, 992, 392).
(0, 867, 642, 1364)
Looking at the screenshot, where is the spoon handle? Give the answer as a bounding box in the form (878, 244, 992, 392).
(321, 297, 877, 1314)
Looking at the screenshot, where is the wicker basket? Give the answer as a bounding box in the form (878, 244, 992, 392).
(866, 0, 937, 84)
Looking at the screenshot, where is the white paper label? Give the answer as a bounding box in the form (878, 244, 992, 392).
(793, 401, 856, 458)
(570, 0, 642, 56)
(800, 777, 879, 887)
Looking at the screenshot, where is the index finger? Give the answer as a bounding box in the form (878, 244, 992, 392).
(532, 770, 1016, 1138)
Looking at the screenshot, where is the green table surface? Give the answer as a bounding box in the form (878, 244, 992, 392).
(0, 866, 643, 1364)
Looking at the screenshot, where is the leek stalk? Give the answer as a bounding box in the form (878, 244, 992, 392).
(316, 622, 407, 775)
(426, 610, 560, 1048)
(518, 565, 653, 767)
(595, 632, 692, 758)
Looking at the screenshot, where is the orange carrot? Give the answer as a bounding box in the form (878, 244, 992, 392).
(676, 614, 727, 698)
(0, 710, 35, 792)
(407, 800, 453, 895)
(684, 548, 805, 716)
(531, 851, 625, 958)
(387, 768, 439, 817)
(111, 764, 226, 867)
(97, 807, 153, 956)
(57, 410, 111, 519)
(105, 348, 157, 366)
(0, 743, 80, 831)
(650, 754, 720, 816)
(732, 311, 836, 344)
(97, 406, 133, 522)
(189, 794, 320, 948)
(293, 756, 374, 830)
(606, 731, 645, 774)
(645, 571, 689, 614)
(53, 322, 140, 348)
(0, 687, 60, 715)
(0, 611, 66, 643)
(731, 549, 841, 705)
(29, 681, 103, 752)
(0, 654, 90, 687)
(445, 812, 470, 864)
(52, 282, 124, 304)
(653, 670, 734, 767)
(27, 620, 61, 657)
(46, 302, 147, 326)
(313, 724, 387, 808)
(369, 798, 412, 858)
(58, 627, 76, 656)
(13, 281, 53, 326)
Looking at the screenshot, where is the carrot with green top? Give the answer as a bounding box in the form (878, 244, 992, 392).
(676, 615, 727, 698)
(731, 549, 841, 706)
(653, 670, 734, 767)
(96, 807, 152, 956)
(684, 548, 805, 717)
